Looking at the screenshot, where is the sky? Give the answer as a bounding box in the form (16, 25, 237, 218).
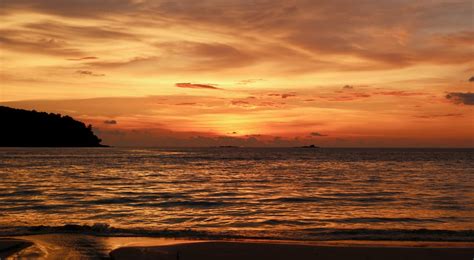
(0, 0, 473, 147)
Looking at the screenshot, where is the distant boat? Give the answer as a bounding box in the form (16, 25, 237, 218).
(300, 145, 320, 148)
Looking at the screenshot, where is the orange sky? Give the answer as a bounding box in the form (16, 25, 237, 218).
(1, 0, 473, 147)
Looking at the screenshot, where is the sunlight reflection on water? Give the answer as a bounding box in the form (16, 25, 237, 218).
(0, 148, 473, 240)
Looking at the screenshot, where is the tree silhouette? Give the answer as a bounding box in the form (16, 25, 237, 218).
(0, 106, 106, 147)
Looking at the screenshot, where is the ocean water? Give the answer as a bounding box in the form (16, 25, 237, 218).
(0, 148, 473, 241)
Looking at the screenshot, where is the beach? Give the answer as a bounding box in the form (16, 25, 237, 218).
(1, 234, 473, 259)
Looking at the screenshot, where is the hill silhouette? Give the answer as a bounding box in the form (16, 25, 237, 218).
(0, 106, 106, 147)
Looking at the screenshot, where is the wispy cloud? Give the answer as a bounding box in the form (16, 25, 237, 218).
(67, 56, 98, 61)
(373, 91, 425, 97)
(414, 113, 462, 119)
(175, 83, 221, 90)
(310, 132, 328, 137)
(76, 70, 105, 77)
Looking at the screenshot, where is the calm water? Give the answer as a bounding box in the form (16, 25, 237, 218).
(1, 148, 473, 241)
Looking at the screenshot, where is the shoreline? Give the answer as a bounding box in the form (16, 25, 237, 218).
(1, 234, 473, 259)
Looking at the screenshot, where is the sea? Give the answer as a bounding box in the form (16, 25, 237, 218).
(0, 147, 473, 241)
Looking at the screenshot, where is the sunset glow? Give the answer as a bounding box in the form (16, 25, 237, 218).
(1, 0, 473, 147)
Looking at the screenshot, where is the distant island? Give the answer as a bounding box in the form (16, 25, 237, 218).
(300, 145, 320, 148)
(0, 106, 106, 147)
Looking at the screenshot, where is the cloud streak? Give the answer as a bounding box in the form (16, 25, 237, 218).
(67, 56, 98, 61)
(310, 132, 328, 137)
(175, 83, 221, 90)
(76, 70, 105, 77)
(104, 120, 117, 124)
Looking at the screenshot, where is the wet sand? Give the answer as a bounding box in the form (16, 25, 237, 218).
(1, 234, 473, 259)
(110, 241, 474, 260)
(0, 238, 33, 258)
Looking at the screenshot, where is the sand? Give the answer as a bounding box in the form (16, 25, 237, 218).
(0, 238, 33, 258)
(110, 241, 474, 260)
(0, 234, 473, 260)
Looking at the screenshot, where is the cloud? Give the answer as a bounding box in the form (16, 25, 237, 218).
(87, 56, 157, 69)
(237, 79, 263, 85)
(281, 93, 296, 99)
(67, 56, 98, 61)
(231, 100, 250, 106)
(76, 70, 105, 77)
(103, 120, 117, 124)
(445, 92, 474, 105)
(310, 132, 328, 137)
(25, 21, 136, 40)
(175, 102, 197, 106)
(414, 113, 462, 119)
(153, 41, 257, 71)
(321, 92, 371, 101)
(3, 0, 473, 70)
(267, 93, 296, 99)
(0, 0, 138, 18)
(175, 83, 220, 90)
(439, 31, 474, 46)
(0, 31, 84, 56)
(469, 76, 474, 82)
(343, 85, 354, 90)
(373, 91, 425, 97)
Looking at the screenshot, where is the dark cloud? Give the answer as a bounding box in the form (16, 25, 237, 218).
(373, 91, 425, 97)
(310, 132, 328, 137)
(267, 93, 296, 99)
(323, 89, 427, 102)
(175, 83, 220, 90)
(469, 76, 474, 82)
(281, 93, 296, 99)
(414, 113, 462, 119)
(76, 70, 105, 77)
(446, 92, 474, 105)
(103, 120, 117, 125)
(321, 92, 371, 101)
(343, 85, 354, 89)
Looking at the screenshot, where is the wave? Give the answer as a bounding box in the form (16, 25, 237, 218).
(132, 200, 232, 208)
(1, 224, 472, 242)
(331, 217, 445, 224)
(263, 196, 397, 203)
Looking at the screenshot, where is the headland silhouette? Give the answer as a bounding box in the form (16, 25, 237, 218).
(0, 106, 106, 147)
